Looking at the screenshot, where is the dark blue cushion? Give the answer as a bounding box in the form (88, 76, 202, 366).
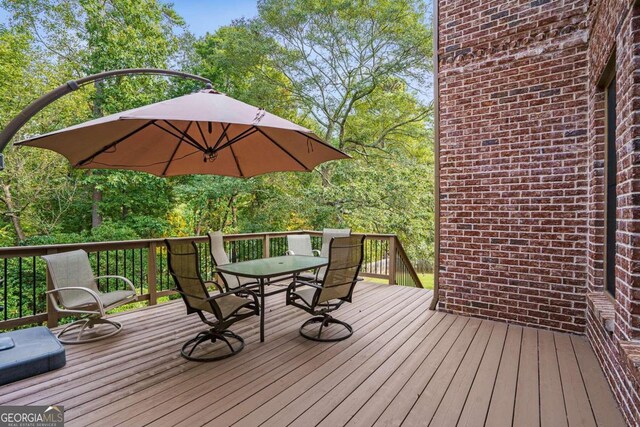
(0, 327, 66, 386)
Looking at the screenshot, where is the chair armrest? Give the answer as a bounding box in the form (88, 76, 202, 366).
(175, 287, 259, 307)
(285, 250, 294, 255)
(46, 287, 105, 316)
(207, 287, 260, 315)
(312, 249, 321, 257)
(204, 280, 224, 293)
(287, 279, 323, 293)
(206, 287, 258, 302)
(95, 275, 137, 297)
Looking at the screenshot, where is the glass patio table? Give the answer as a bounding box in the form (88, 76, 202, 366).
(215, 255, 328, 342)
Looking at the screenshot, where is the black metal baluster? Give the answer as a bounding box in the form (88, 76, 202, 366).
(131, 249, 135, 290)
(370, 239, 374, 275)
(139, 249, 144, 294)
(378, 239, 381, 275)
(385, 240, 389, 276)
(3, 258, 7, 320)
(376, 240, 380, 276)
(124, 249, 127, 285)
(18, 257, 22, 318)
(159, 247, 163, 291)
(106, 250, 110, 291)
(378, 239, 383, 276)
(369, 239, 374, 274)
(115, 250, 119, 289)
(32, 256, 36, 315)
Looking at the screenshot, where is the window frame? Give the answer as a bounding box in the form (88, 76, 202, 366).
(599, 53, 617, 299)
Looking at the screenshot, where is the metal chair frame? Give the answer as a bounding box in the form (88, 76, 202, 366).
(42, 250, 137, 344)
(166, 239, 259, 362)
(286, 235, 364, 342)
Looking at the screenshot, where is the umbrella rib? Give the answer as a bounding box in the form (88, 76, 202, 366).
(212, 127, 258, 153)
(195, 122, 211, 150)
(157, 120, 207, 152)
(162, 121, 193, 176)
(228, 145, 244, 177)
(212, 123, 231, 150)
(76, 120, 156, 166)
(254, 128, 310, 171)
(294, 130, 351, 158)
(221, 127, 244, 177)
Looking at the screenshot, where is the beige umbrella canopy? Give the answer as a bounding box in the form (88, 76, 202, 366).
(16, 89, 349, 177)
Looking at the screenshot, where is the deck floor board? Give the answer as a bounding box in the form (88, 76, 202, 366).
(0, 282, 625, 426)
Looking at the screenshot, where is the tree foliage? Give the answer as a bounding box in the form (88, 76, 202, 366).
(0, 0, 435, 265)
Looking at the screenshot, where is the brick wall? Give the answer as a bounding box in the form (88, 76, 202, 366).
(437, 0, 590, 333)
(586, 0, 640, 424)
(437, 0, 640, 424)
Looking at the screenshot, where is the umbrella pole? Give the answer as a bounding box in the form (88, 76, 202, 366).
(0, 68, 212, 171)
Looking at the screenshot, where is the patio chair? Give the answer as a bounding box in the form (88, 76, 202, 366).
(166, 239, 259, 361)
(286, 234, 320, 257)
(208, 231, 290, 288)
(208, 231, 260, 291)
(41, 249, 137, 344)
(286, 235, 365, 342)
(286, 234, 321, 281)
(314, 228, 351, 283)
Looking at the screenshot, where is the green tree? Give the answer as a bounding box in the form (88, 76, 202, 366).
(1, 0, 188, 241)
(189, 0, 435, 262)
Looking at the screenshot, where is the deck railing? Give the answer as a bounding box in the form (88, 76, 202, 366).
(0, 231, 423, 330)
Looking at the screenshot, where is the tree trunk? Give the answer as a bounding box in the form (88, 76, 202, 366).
(91, 82, 104, 229)
(231, 204, 237, 228)
(91, 185, 102, 228)
(2, 184, 26, 243)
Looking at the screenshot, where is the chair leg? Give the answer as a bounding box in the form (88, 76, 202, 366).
(299, 314, 353, 342)
(181, 329, 245, 362)
(57, 317, 123, 344)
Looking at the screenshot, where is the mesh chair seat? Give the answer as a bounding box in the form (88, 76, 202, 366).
(65, 289, 136, 310)
(215, 294, 256, 319)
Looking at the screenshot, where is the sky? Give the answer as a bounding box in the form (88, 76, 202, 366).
(0, 0, 259, 36)
(170, 0, 258, 36)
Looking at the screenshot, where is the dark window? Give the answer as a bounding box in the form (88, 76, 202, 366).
(605, 74, 617, 297)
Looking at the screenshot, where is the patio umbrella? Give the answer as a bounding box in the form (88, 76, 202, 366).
(15, 89, 349, 177)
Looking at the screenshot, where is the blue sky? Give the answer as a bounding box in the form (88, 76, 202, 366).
(170, 0, 258, 35)
(0, 1, 258, 36)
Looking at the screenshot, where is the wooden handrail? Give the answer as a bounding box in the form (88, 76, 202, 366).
(0, 230, 425, 330)
(0, 230, 399, 257)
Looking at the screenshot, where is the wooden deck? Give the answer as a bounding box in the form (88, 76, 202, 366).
(0, 282, 625, 426)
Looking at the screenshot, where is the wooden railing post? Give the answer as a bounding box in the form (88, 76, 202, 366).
(46, 249, 58, 328)
(263, 234, 270, 258)
(147, 242, 157, 306)
(389, 236, 397, 285)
